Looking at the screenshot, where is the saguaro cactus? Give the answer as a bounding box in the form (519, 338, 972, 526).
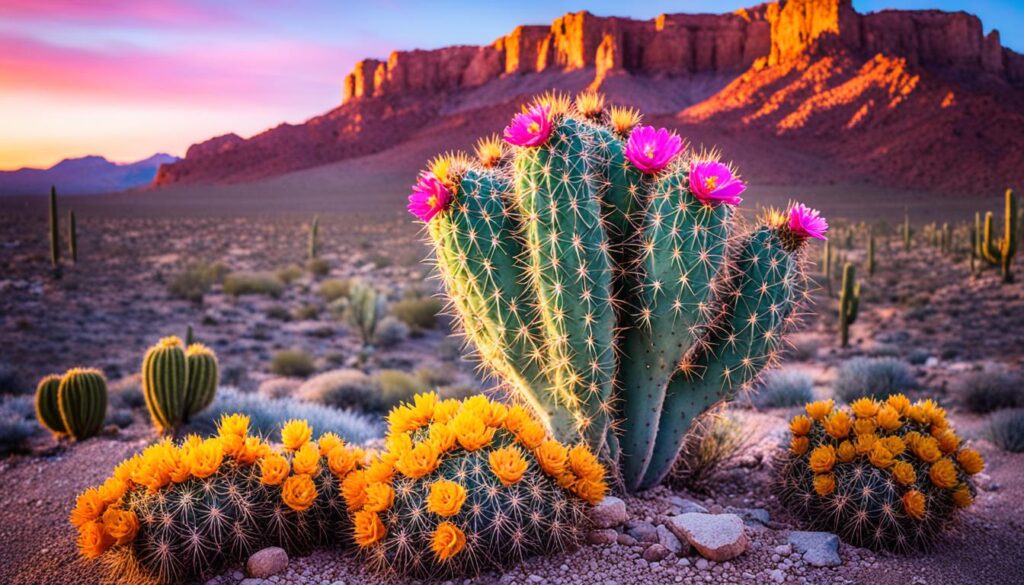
(68, 210, 78, 264)
(981, 189, 1018, 283)
(866, 232, 876, 276)
(309, 215, 320, 260)
(902, 211, 912, 251)
(57, 368, 108, 440)
(838, 263, 860, 348)
(407, 93, 825, 490)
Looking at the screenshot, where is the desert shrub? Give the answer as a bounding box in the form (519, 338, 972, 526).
(665, 409, 752, 490)
(167, 261, 228, 303)
(317, 278, 352, 302)
(374, 316, 410, 349)
(0, 395, 38, 455)
(190, 387, 379, 443)
(956, 370, 1022, 414)
(373, 369, 428, 410)
(223, 271, 285, 298)
(833, 357, 916, 403)
(257, 377, 303, 399)
(108, 375, 146, 410)
(987, 408, 1024, 452)
(0, 361, 27, 395)
(307, 257, 331, 277)
(753, 369, 815, 409)
(391, 297, 443, 332)
(295, 303, 321, 320)
(276, 264, 304, 284)
(266, 305, 293, 321)
(367, 251, 391, 268)
(271, 349, 316, 377)
(297, 369, 384, 411)
(414, 365, 458, 388)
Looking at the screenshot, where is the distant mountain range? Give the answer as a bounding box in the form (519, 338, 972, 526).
(0, 153, 178, 196)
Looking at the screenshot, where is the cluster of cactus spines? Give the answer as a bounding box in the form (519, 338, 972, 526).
(347, 281, 383, 346)
(309, 215, 320, 260)
(413, 92, 819, 491)
(56, 368, 109, 440)
(71, 414, 365, 584)
(349, 393, 602, 580)
(838, 263, 860, 348)
(980, 189, 1018, 283)
(142, 336, 219, 433)
(777, 396, 985, 551)
(34, 374, 67, 436)
(49, 185, 61, 271)
(68, 209, 78, 264)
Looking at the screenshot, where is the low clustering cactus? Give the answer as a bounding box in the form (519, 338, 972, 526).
(35, 368, 108, 440)
(142, 336, 219, 432)
(347, 392, 604, 580)
(407, 91, 826, 490)
(71, 414, 365, 584)
(777, 395, 984, 551)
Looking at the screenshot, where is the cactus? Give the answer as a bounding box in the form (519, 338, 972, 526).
(409, 93, 821, 491)
(777, 396, 984, 551)
(902, 211, 912, 251)
(68, 209, 78, 264)
(866, 231, 875, 276)
(57, 368, 108, 440)
(49, 185, 61, 271)
(185, 343, 219, 418)
(347, 281, 383, 347)
(838, 263, 859, 348)
(981, 189, 1018, 283)
(309, 215, 320, 260)
(71, 415, 364, 584)
(971, 212, 980, 275)
(34, 374, 67, 436)
(351, 393, 600, 580)
(185, 324, 195, 346)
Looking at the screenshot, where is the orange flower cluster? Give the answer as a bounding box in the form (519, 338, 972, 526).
(789, 396, 984, 518)
(347, 392, 607, 561)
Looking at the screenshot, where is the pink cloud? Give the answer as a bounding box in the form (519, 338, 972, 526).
(0, 0, 238, 28)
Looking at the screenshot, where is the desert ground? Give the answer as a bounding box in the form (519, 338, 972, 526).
(1, 182, 1022, 585)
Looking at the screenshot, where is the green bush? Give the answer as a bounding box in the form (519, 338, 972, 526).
(753, 369, 814, 408)
(168, 261, 229, 303)
(307, 257, 330, 277)
(374, 316, 409, 348)
(276, 264, 304, 284)
(956, 370, 1022, 414)
(317, 278, 352, 302)
(270, 349, 316, 377)
(297, 369, 383, 411)
(833, 357, 916, 403)
(222, 271, 284, 298)
(373, 369, 428, 410)
(391, 297, 443, 332)
(256, 377, 303, 400)
(987, 408, 1024, 452)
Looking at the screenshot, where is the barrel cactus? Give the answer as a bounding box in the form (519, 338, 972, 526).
(185, 343, 219, 418)
(34, 374, 66, 436)
(49, 368, 108, 440)
(347, 392, 603, 580)
(142, 336, 219, 432)
(70, 414, 365, 584)
(407, 91, 826, 490)
(777, 395, 984, 551)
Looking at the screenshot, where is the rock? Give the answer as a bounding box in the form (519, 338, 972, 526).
(616, 533, 637, 546)
(788, 531, 842, 567)
(588, 496, 628, 528)
(643, 544, 671, 562)
(247, 547, 289, 578)
(668, 513, 749, 561)
(657, 524, 687, 556)
(587, 528, 619, 545)
(667, 496, 708, 514)
(625, 520, 659, 543)
(768, 568, 786, 583)
(731, 507, 770, 526)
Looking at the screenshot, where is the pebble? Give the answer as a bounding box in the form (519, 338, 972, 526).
(657, 524, 687, 556)
(587, 528, 619, 545)
(787, 531, 841, 568)
(247, 547, 289, 578)
(643, 544, 671, 562)
(668, 513, 749, 561)
(589, 496, 628, 529)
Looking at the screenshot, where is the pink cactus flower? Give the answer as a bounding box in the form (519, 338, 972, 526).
(407, 173, 452, 223)
(503, 104, 553, 147)
(624, 126, 684, 174)
(689, 161, 745, 206)
(788, 203, 829, 241)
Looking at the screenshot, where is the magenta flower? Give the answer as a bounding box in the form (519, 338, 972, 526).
(503, 104, 553, 147)
(624, 126, 684, 174)
(788, 203, 829, 241)
(689, 161, 745, 206)
(407, 173, 452, 223)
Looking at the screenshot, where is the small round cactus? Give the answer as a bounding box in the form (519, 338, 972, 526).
(776, 395, 985, 551)
(142, 336, 220, 433)
(57, 368, 108, 440)
(70, 414, 365, 584)
(184, 343, 219, 417)
(34, 374, 67, 436)
(346, 393, 606, 580)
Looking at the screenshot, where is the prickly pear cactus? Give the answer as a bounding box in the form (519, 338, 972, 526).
(408, 92, 827, 490)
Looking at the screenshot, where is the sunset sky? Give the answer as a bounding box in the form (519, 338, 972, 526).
(2, 0, 1021, 171)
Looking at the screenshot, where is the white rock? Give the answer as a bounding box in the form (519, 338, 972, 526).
(667, 513, 749, 561)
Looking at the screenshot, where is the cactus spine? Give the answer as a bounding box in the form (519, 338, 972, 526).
(34, 374, 67, 436)
(838, 263, 860, 348)
(309, 215, 319, 260)
(185, 344, 219, 417)
(57, 368, 108, 440)
(49, 186, 60, 270)
(415, 93, 815, 490)
(68, 209, 78, 264)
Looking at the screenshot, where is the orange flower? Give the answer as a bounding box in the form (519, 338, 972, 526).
(929, 458, 958, 489)
(281, 419, 313, 451)
(385, 432, 413, 457)
(327, 445, 357, 477)
(318, 432, 343, 456)
(936, 430, 960, 454)
(236, 436, 269, 465)
(957, 448, 984, 475)
(260, 453, 290, 486)
(868, 443, 894, 469)
(409, 392, 439, 426)
(911, 436, 942, 463)
(790, 436, 809, 456)
(97, 477, 128, 506)
(805, 399, 834, 421)
(876, 405, 902, 431)
(353, 510, 386, 547)
(516, 420, 547, 450)
(855, 433, 878, 455)
(809, 445, 837, 474)
(292, 443, 322, 476)
(431, 521, 466, 561)
(188, 438, 224, 479)
(396, 441, 440, 479)
(489, 445, 528, 486)
(892, 461, 916, 485)
(789, 415, 812, 436)
(567, 444, 604, 482)
(70, 488, 106, 528)
(428, 422, 457, 453)
(503, 405, 532, 432)
(823, 410, 852, 439)
(427, 479, 467, 517)
(364, 482, 395, 513)
(902, 490, 926, 520)
(853, 418, 877, 436)
(813, 474, 835, 496)
(77, 520, 113, 559)
(433, 399, 461, 424)
(850, 397, 879, 419)
(886, 393, 911, 415)
(534, 440, 569, 477)
(112, 455, 140, 484)
(906, 403, 929, 424)
(952, 485, 973, 508)
(365, 459, 396, 484)
(341, 470, 368, 511)
(101, 507, 139, 545)
(217, 413, 249, 456)
(281, 474, 317, 512)
(452, 414, 496, 451)
(388, 405, 419, 435)
(836, 440, 856, 463)
(882, 435, 906, 456)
